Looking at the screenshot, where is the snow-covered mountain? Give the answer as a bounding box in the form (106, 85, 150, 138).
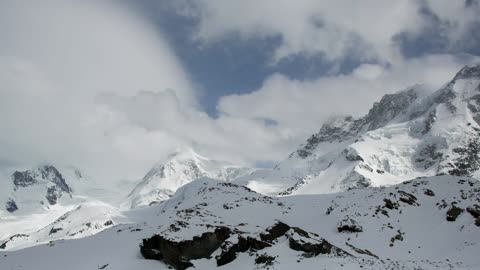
(0, 164, 135, 251)
(0, 175, 478, 269)
(127, 149, 253, 208)
(0, 165, 84, 215)
(238, 64, 480, 196)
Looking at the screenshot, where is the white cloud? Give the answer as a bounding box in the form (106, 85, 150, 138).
(218, 54, 479, 134)
(0, 1, 196, 182)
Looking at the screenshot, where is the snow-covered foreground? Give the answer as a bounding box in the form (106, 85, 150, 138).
(1, 175, 479, 270)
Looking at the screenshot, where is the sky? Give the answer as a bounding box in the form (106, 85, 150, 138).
(0, 0, 480, 183)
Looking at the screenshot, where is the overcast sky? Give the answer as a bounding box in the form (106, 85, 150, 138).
(1, 0, 479, 183)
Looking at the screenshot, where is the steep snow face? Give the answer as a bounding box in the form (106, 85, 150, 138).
(0, 176, 479, 270)
(127, 149, 253, 208)
(238, 64, 480, 196)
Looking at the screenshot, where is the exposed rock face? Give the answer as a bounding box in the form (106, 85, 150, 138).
(40, 166, 72, 193)
(141, 221, 349, 269)
(364, 88, 418, 130)
(216, 236, 272, 266)
(296, 116, 365, 158)
(140, 227, 232, 270)
(448, 136, 480, 177)
(12, 166, 71, 193)
(12, 171, 38, 188)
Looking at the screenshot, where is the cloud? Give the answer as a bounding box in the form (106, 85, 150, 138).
(99, 90, 296, 167)
(218, 54, 480, 134)
(0, 1, 196, 182)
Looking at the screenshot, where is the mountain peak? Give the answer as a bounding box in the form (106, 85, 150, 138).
(454, 63, 480, 80)
(127, 149, 251, 208)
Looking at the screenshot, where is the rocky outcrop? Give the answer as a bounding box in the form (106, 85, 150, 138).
(141, 222, 350, 269)
(398, 191, 418, 206)
(337, 218, 363, 233)
(12, 171, 38, 188)
(140, 227, 232, 270)
(466, 205, 480, 219)
(5, 198, 18, 213)
(216, 236, 272, 266)
(446, 205, 464, 221)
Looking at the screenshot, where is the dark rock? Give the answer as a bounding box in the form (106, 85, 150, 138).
(98, 264, 109, 269)
(49, 227, 63, 235)
(345, 150, 364, 162)
(46, 186, 61, 205)
(422, 110, 437, 134)
(216, 236, 271, 266)
(446, 205, 464, 221)
(39, 166, 72, 193)
(259, 222, 291, 242)
(12, 166, 72, 193)
(389, 230, 405, 247)
(12, 171, 37, 188)
(448, 137, 480, 177)
(453, 64, 480, 80)
(384, 198, 396, 209)
(296, 116, 365, 158)
(345, 243, 379, 259)
(475, 218, 480, 226)
(5, 198, 18, 213)
(140, 227, 231, 270)
(434, 84, 457, 113)
(337, 218, 363, 233)
(288, 236, 349, 258)
(398, 191, 418, 205)
(104, 220, 114, 226)
(466, 205, 480, 219)
(364, 88, 417, 130)
(423, 189, 435, 196)
(0, 234, 29, 249)
(255, 253, 276, 266)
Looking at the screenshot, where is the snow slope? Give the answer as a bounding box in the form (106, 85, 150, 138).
(237, 64, 480, 196)
(0, 176, 478, 269)
(0, 164, 134, 251)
